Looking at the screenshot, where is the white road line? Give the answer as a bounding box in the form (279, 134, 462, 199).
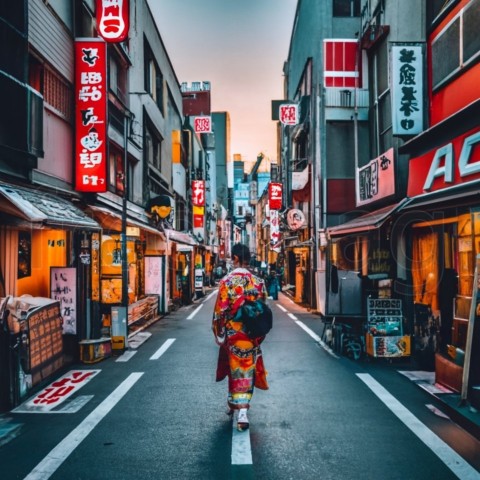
(150, 338, 176, 360)
(24, 372, 144, 480)
(288, 313, 298, 320)
(231, 417, 253, 465)
(276, 304, 288, 312)
(115, 350, 137, 362)
(187, 304, 204, 319)
(295, 320, 339, 358)
(357, 373, 480, 480)
(204, 290, 217, 302)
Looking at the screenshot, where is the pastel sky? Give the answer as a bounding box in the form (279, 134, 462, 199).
(147, 0, 297, 167)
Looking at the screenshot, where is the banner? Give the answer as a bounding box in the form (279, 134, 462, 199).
(391, 44, 423, 135)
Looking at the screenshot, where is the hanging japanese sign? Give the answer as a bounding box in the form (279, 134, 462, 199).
(269, 210, 281, 252)
(74, 40, 107, 193)
(96, 0, 130, 43)
(192, 180, 205, 206)
(287, 209, 306, 230)
(279, 104, 298, 125)
(357, 148, 395, 206)
(391, 44, 423, 135)
(194, 116, 212, 133)
(268, 182, 283, 210)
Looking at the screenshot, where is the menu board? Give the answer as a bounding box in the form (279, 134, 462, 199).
(27, 302, 63, 384)
(367, 298, 403, 334)
(50, 267, 77, 334)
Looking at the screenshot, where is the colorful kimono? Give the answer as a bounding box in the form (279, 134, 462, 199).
(212, 267, 269, 410)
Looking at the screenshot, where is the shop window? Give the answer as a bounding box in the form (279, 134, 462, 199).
(18, 231, 32, 279)
(330, 235, 367, 274)
(412, 231, 439, 311)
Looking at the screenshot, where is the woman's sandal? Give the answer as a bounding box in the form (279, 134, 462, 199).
(237, 408, 249, 431)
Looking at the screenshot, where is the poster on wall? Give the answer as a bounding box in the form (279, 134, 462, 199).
(50, 267, 77, 335)
(145, 256, 163, 300)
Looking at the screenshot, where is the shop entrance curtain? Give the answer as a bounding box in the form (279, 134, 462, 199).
(412, 231, 439, 311)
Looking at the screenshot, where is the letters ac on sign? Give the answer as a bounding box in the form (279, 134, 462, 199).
(279, 104, 298, 125)
(407, 127, 480, 196)
(194, 116, 212, 133)
(268, 182, 283, 210)
(96, 0, 130, 43)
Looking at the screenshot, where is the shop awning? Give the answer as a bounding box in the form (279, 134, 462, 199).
(327, 199, 409, 237)
(164, 229, 199, 246)
(398, 183, 480, 210)
(86, 205, 165, 237)
(0, 182, 100, 229)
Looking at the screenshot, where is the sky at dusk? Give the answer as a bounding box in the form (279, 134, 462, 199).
(147, 0, 298, 168)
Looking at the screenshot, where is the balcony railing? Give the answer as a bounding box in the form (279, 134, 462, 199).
(290, 158, 308, 172)
(324, 88, 369, 108)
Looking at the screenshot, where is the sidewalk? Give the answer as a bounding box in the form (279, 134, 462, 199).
(400, 370, 480, 440)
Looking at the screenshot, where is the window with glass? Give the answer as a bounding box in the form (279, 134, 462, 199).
(144, 41, 164, 113)
(333, 0, 360, 17)
(145, 122, 163, 172)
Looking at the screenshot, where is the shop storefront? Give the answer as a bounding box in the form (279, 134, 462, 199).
(86, 204, 167, 346)
(400, 116, 480, 407)
(164, 229, 198, 308)
(326, 200, 412, 359)
(0, 182, 100, 409)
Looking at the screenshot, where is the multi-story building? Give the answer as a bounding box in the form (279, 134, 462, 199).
(397, 0, 480, 407)
(0, 0, 189, 409)
(281, 0, 369, 307)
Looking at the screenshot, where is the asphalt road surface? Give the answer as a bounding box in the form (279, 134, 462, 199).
(1, 291, 479, 480)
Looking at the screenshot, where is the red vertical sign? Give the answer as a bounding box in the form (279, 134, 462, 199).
(75, 40, 107, 193)
(268, 183, 283, 210)
(96, 0, 130, 43)
(192, 180, 206, 206)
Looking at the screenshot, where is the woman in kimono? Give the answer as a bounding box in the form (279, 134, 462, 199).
(212, 243, 269, 431)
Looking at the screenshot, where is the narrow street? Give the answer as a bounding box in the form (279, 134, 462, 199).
(1, 292, 479, 480)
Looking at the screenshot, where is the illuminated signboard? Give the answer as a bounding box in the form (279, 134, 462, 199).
(194, 116, 212, 133)
(391, 44, 424, 135)
(96, 0, 130, 43)
(75, 40, 107, 193)
(268, 182, 283, 210)
(279, 104, 298, 125)
(192, 180, 206, 206)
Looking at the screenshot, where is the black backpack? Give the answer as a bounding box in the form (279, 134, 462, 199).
(237, 299, 273, 339)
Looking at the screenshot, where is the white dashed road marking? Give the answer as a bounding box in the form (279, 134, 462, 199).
(150, 338, 176, 360)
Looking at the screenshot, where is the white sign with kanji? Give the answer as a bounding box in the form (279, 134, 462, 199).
(194, 116, 212, 133)
(279, 104, 298, 125)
